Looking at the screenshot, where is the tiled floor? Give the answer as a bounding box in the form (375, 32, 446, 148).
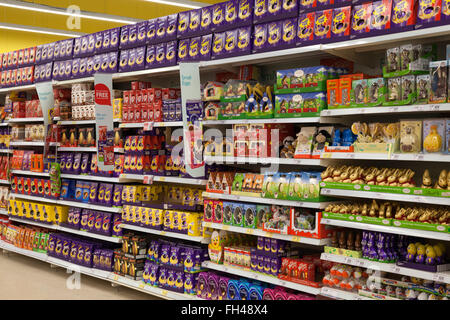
(0, 252, 161, 300)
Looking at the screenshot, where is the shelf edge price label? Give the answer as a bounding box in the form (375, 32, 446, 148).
(292, 236, 301, 242)
(222, 225, 230, 231)
(245, 228, 254, 235)
(433, 274, 444, 282)
(143, 122, 154, 131)
(391, 266, 400, 273)
(161, 290, 168, 297)
(139, 283, 145, 289)
(143, 175, 154, 185)
(113, 274, 119, 281)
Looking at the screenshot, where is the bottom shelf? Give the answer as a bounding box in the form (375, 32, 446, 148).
(0, 240, 201, 300)
(202, 261, 321, 295)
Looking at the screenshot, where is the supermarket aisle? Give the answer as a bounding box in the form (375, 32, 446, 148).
(0, 253, 160, 300)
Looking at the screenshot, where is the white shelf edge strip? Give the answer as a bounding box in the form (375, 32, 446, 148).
(202, 117, 321, 125)
(320, 287, 371, 300)
(58, 120, 96, 125)
(321, 219, 450, 241)
(11, 170, 50, 176)
(8, 118, 44, 123)
(0, 179, 10, 184)
(9, 193, 122, 213)
(202, 261, 320, 295)
(320, 253, 450, 284)
(321, 104, 450, 117)
(204, 156, 322, 166)
(0, 240, 199, 300)
(320, 152, 450, 162)
(119, 174, 207, 185)
(202, 221, 330, 246)
(320, 189, 450, 206)
(8, 217, 122, 243)
(120, 223, 206, 243)
(60, 174, 121, 183)
(119, 121, 184, 128)
(202, 192, 332, 209)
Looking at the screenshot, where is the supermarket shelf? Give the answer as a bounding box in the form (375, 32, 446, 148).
(321, 104, 450, 117)
(58, 147, 124, 153)
(11, 170, 50, 177)
(9, 193, 58, 203)
(119, 173, 207, 185)
(0, 209, 8, 215)
(202, 192, 333, 209)
(57, 225, 122, 243)
(120, 223, 208, 243)
(0, 179, 9, 184)
(0, 122, 9, 126)
(57, 120, 96, 125)
(321, 152, 450, 162)
(202, 221, 331, 246)
(0, 240, 48, 262)
(320, 253, 450, 284)
(107, 273, 202, 300)
(9, 217, 57, 230)
(320, 188, 450, 206)
(54, 77, 95, 87)
(60, 174, 121, 183)
(202, 117, 321, 125)
(204, 156, 323, 166)
(202, 261, 321, 295)
(8, 117, 44, 123)
(0, 84, 36, 93)
(321, 219, 450, 241)
(119, 121, 184, 129)
(10, 141, 44, 147)
(46, 256, 113, 281)
(0, 149, 12, 154)
(319, 287, 371, 300)
(57, 199, 122, 213)
(9, 193, 122, 213)
(112, 65, 181, 81)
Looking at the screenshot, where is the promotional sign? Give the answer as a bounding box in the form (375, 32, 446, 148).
(35, 81, 54, 161)
(94, 73, 114, 171)
(179, 63, 204, 178)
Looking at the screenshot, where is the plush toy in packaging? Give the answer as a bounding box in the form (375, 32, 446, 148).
(400, 120, 422, 153)
(429, 60, 448, 103)
(416, 74, 431, 103)
(294, 127, 317, 158)
(351, 79, 368, 106)
(367, 78, 386, 106)
(312, 126, 334, 158)
(423, 119, 445, 153)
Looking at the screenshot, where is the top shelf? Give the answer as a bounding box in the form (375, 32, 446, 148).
(1, 25, 449, 94)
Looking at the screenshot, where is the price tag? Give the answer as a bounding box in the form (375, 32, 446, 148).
(433, 274, 444, 282)
(279, 280, 287, 286)
(161, 290, 168, 296)
(143, 122, 154, 131)
(391, 266, 400, 273)
(245, 228, 254, 235)
(113, 275, 119, 281)
(414, 105, 424, 112)
(143, 175, 154, 185)
(431, 104, 440, 111)
(265, 232, 273, 238)
(322, 110, 330, 116)
(159, 177, 166, 182)
(358, 260, 365, 267)
(204, 222, 211, 228)
(160, 231, 167, 236)
(359, 108, 366, 114)
(321, 153, 332, 159)
(389, 107, 398, 112)
(391, 154, 399, 160)
(322, 189, 331, 195)
(345, 257, 353, 264)
(292, 236, 301, 243)
(348, 153, 355, 159)
(414, 154, 424, 161)
(139, 283, 145, 289)
(222, 225, 230, 231)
